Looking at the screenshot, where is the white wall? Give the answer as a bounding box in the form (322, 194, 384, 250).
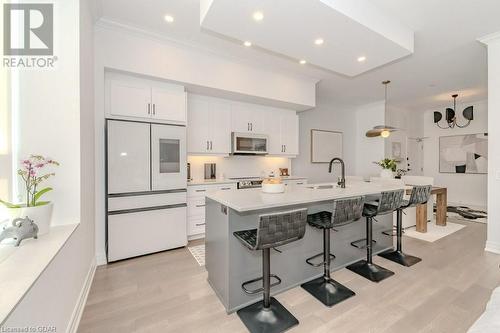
(481, 33, 500, 254)
(354, 101, 386, 177)
(422, 100, 488, 207)
(292, 102, 357, 183)
(94, 22, 319, 264)
(292, 100, 387, 182)
(4, 0, 96, 330)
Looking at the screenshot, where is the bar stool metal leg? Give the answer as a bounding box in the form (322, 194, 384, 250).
(346, 217, 395, 282)
(237, 248, 299, 333)
(379, 208, 422, 267)
(301, 229, 355, 307)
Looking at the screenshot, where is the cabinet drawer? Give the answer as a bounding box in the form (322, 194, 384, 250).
(108, 191, 186, 212)
(188, 216, 205, 236)
(188, 197, 206, 217)
(187, 183, 236, 198)
(107, 205, 187, 262)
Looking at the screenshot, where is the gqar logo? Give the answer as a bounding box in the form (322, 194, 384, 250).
(3, 3, 56, 68)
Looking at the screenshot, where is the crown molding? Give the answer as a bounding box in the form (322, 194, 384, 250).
(477, 31, 500, 45)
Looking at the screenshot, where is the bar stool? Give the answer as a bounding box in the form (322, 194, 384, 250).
(346, 189, 404, 282)
(301, 196, 365, 307)
(233, 208, 307, 333)
(379, 185, 432, 266)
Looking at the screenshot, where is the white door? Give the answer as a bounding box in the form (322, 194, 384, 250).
(407, 138, 424, 175)
(107, 205, 187, 262)
(151, 85, 186, 123)
(281, 114, 299, 155)
(209, 101, 231, 154)
(187, 98, 211, 153)
(151, 124, 187, 190)
(108, 78, 151, 119)
(107, 120, 150, 194)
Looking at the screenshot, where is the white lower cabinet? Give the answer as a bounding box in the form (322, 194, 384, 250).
(107, 205, 187, 262)
(187, 183, 236, 238)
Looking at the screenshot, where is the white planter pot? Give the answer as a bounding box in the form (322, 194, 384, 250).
(7, 203, 53, 236)
(380, 169, 394, 179)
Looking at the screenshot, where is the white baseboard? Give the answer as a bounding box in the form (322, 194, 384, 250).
(67, 257, 96, 333)
(188, 233, 205, 241)
(485, 241, 500, 254)
(95, 252, 107, 266)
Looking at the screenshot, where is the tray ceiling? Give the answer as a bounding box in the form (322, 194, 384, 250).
(200, 0, 414, 77)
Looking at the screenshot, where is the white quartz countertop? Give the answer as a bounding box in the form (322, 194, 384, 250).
(206, 181, 405, 212)
(188, 176, 308, 186)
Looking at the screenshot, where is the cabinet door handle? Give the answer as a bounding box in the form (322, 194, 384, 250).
(195, 189, 206, 192)
(196, 204, 206, 208)
(152, 103, 156, 115)
(247, 123, 250, 131)
(284, 145, 286, 153)
(210, 141, 213, 150)
(147, 103, 151, 115)
(195, 223, 206, 227)
(220, 187, 231, 190)
(206, 141, 209, 150)
(250, 123, 253, 131)
(296, 182, 304, 185)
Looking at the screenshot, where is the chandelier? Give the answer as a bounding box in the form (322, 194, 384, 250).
(433, 94, 473, 129)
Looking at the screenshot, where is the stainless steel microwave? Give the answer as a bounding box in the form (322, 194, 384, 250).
(231, 132, 268, 155)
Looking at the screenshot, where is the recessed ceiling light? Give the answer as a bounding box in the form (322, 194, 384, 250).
(357, 56, 366, 62)
(314, 38, 324, 45)
(243, 41, 252, 47)
(253, 11, 264, 21)
(299, 60, 307, 65)
(164, 15, 174, 23)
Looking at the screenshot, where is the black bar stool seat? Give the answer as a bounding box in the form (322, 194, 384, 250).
(347, 189, 404, 282)
(234, 208, 307, 333)
(379, 185, 432, 267)
(301, 197, 364, 307)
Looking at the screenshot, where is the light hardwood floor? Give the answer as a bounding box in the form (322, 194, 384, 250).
(79, 220, 500, 333)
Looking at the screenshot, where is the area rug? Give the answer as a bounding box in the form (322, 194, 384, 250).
(188, 244, 205, 266)
(404, 221, 465, 242)
(445, 205, 487, 224)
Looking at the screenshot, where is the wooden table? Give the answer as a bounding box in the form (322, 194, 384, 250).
(406, 186, 447, 233)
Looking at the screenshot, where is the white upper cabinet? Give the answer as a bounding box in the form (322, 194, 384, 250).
(106, 73, 186, 124)
(280, 113, 299, 155)
(108, 79, 151, 119)
(151, 85, 186, 123)
(231, 103, 263, 133)
(187, 95, 231, 154)
(265, 111, 299, 156)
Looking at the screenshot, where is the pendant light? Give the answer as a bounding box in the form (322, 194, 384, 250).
(433, 94, 473, 129)
(365, 80, 398, 138)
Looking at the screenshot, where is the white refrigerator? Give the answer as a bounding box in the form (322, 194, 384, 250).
(106, 119, 187, 262)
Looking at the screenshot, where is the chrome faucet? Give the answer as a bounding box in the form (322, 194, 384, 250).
(328, 157, 346, 188)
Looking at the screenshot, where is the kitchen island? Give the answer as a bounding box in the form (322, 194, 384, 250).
(205, 181, 404, 313)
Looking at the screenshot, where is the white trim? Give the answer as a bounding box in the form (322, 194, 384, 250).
(485, 241, 500, 254)
(66, 257, 96, 333)
(478, 31, 500, 45)
(188, 233, 205, 241)
(95, 252, 107, 266)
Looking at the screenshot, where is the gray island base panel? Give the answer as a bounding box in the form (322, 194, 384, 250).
(205, 183, 403, 314)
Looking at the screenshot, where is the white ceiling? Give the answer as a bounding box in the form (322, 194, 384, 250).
(96, 0, 500, 111)
(200, 0, 414, 76)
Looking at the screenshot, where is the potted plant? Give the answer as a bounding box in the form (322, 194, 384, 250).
(0, 155, 59, 236)
(373, 158, 398, 178)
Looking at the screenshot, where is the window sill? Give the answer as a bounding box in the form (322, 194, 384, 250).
(0, 223, 79, 324)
